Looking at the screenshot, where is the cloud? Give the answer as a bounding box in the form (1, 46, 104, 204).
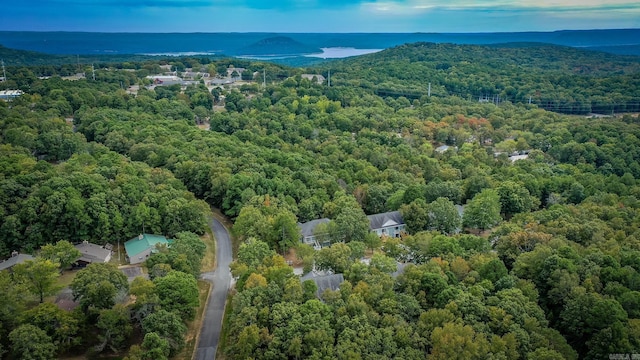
(19, 0, 374, 10)
(11, 0, 640, 13)
(360, 0, 640, 17)
(1, 0, 638, 32)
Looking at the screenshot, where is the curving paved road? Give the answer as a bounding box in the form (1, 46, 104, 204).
(196, 216, 233, 360)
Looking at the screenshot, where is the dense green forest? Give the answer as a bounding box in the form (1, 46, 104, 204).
(322, 43, 640, 114)
(1, 42, 640, 359)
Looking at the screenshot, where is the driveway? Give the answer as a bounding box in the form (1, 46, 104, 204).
(120, 265, 145, 282)
(195, 216, 233, 360)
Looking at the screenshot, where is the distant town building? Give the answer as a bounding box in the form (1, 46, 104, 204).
(0, 90, 23, 101)
(434, 145, 457, 154)
(509, 154, 530, 162)
(227, 67, 246, 78)
(210, 78, 235, 86)
(301, 74, 325, 84)
(146, 75, 183, 85)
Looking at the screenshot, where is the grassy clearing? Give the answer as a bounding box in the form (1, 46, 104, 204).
(200, 225, 216, 273)
(174, 280, 211, 360)
(109, 243, 128, 266)
(57, 269, 78, 288)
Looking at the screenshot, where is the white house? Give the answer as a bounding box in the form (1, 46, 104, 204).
(367, 211, 405, 238)
(0, 90, 23, 101)
(434, 145, 457, 154)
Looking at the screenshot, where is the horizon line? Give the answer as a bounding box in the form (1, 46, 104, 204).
(1, 27, 639, 35)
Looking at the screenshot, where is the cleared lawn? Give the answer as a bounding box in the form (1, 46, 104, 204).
(174, 280, 211, 360)
(200, 227, 216, 273)
(57, 269, 78, 288)
(109, 243, 128, 266)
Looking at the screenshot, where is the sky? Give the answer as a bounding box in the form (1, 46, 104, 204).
(1, 0, 639, 33)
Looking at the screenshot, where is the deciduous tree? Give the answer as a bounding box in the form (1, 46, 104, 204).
(462, 189, 502, 231)
(142, 310, 187, 357)
(428, 197, 462, 235)
(97, 304, 132, 352)
(38, 240, 81, 270)
(13, 258, 61, 303)
(153, 270, 199, 321)
(9, 324, 56, 360)
(71, 263, 128, 312)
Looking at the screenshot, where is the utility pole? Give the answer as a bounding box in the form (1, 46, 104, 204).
(529, 95, 532, 104)
(428, 82, 431, 97)
(263, 69, 266, 89)
(92, 64, 96, 81)
(328, 69, 331, 87)
(1, 60, 6, 82)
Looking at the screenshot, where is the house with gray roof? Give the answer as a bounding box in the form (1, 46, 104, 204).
(300, 271, 344, 299)
(368, 211, 405, 238)
(301, 74, 326, 84)
(298, 218, 330, 249)
(0, 252, 34, 272)
(74, 241, 111, 266)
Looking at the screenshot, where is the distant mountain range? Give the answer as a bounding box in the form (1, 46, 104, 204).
(0, 29, 639, 58)
(231, 36, 321, 56)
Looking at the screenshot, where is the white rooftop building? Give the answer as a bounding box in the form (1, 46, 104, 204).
(0, 90, 23, 101)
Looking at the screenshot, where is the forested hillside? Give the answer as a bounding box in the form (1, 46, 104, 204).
(322, 43, 640, 114)
(0, 43, 639, 359)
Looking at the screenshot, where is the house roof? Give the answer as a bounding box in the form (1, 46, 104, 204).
(0, 253, 34, 271)
(146, 75, 181, 81)
(298, 218, 330, 238)
(300, 271, 344, 298)
(124, 234, 169, 259)
(368, 211, 404, 230)
(0, 90, 23, 98)
(435, 145, 454, 153)
(301, 74, 326, 82)
(75, 242, 111, 263)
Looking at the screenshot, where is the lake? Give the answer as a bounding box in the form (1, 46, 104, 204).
(305, 47, 383, 59)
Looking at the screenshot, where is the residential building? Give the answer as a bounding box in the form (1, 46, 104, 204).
(368, 211, 405, 238)
(74, 241, 111, 266)
(0, 90, 23, 101)
(124, 234, 170, 265)
(146, 75, 183, 86)
(0, 251, 34, 272)
(301, 74, 326, 84)
(298, 218, 330, 249)
(210, 78, 235, 86)
(300, 271, 344, 299)
(434, 145, 457, 154)
(227, 67, 246, 78)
